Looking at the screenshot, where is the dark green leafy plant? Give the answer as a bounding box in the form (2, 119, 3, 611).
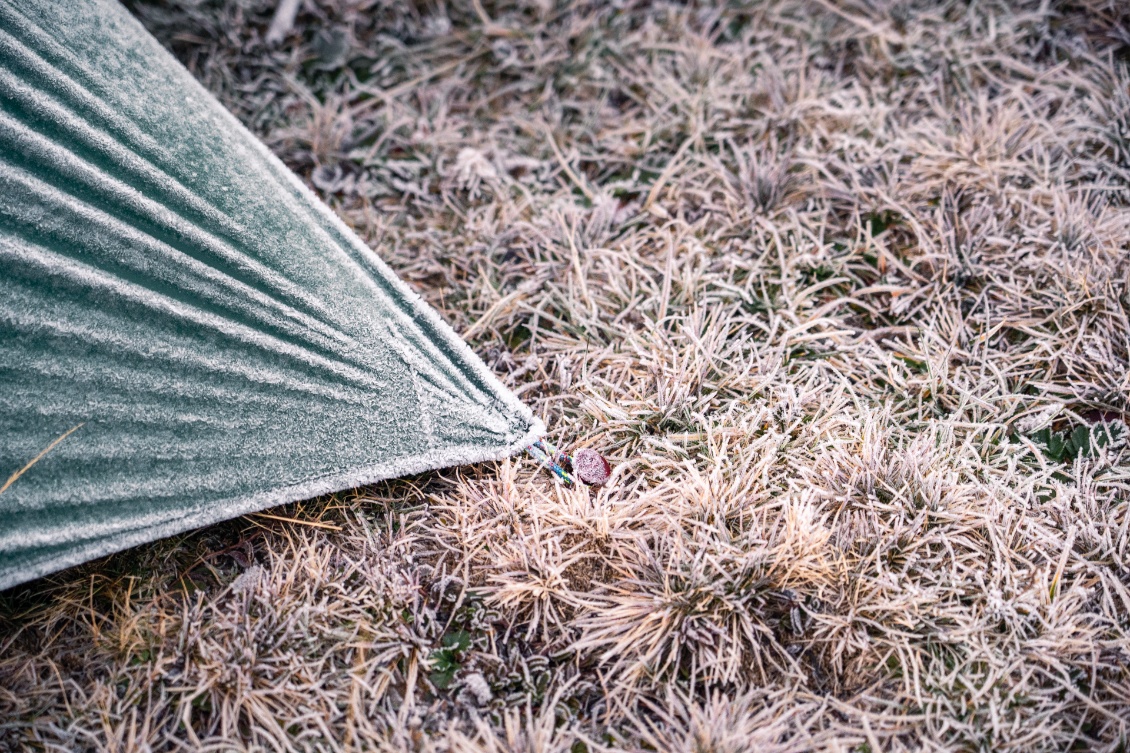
(428, 630, 472, 690)
(1030, 422, 1124, 463)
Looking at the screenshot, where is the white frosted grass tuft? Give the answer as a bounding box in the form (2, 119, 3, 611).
(461, 673, 493, 706)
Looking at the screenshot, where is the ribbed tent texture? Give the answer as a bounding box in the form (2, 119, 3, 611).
(0, 0, 543, 590)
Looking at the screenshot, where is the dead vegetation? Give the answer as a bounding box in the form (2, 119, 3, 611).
(3, 0, 1130, 750)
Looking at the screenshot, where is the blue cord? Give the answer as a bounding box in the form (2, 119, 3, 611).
(527, 439, 576, 485)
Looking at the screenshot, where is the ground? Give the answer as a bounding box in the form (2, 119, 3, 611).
(3, 0, 1130, 750)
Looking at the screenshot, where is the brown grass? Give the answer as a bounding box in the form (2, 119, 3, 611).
(3, 0, 1130, 750)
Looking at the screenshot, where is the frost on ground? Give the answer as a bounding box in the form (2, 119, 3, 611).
(2, 0, 1129, 750)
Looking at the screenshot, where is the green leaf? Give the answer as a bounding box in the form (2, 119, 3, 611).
(1029, 421, 1125, 464)
(1069, 425, 1091, 456)
(442, 630, 472, 651)
(429, 666, 458, 690)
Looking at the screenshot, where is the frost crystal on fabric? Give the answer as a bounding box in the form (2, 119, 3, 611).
(0, 0, 543, 590)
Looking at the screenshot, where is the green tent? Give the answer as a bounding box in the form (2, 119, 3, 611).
(0, 0, 543, 590)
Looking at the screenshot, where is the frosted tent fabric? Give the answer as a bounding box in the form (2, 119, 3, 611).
(0, 0, 543, 590)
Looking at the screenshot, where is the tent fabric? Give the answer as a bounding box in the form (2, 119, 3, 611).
(0, 0, 543, 591)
